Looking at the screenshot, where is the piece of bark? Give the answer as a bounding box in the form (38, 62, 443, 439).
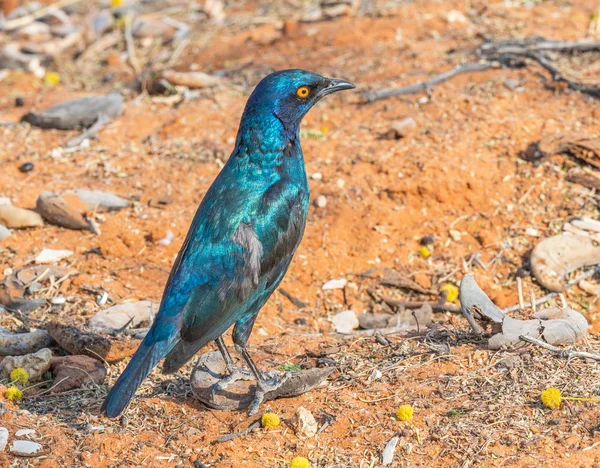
(47, 322, 139, 363)
(530, 234, 600, 291)
(22, 93, 123, 130)
(0, 283, 45, 313)
(459, 274, 588, 349)
(0, 327, 54, 356)
(36, 192, 90, 231)
(190, 351, 334, 411)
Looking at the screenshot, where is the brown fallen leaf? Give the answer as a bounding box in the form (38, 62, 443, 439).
(539, 133, 600, 169)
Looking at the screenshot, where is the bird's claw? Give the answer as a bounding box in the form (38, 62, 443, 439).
(247, 372, 287, 416)
(210, 365, 254, 399)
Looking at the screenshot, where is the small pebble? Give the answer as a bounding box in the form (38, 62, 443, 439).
(294, 318, 307, 326)
(311, 172, 323, 181)
(15, 429, 36, 437)
(50, 296, 66, 305)
(332, 310, 359, 333)
(0, 224, 10, 241)
(10, 440, 44, 456)
(15, 97, 24, 107)
(322, 278, 347, 290)
(420, 235, 434, 246)
(0, 427, 8, 451)
(97, 291, 108, 306)
(314, 195, 327, 208)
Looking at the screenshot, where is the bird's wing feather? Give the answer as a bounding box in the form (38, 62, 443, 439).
(161, 181, 307, 372)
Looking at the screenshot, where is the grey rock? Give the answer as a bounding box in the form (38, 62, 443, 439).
(76, 189, 129, 212)
(22, 93, 123, 130)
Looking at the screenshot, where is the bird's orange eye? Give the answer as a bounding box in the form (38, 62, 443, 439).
(296, 86, 310, 98)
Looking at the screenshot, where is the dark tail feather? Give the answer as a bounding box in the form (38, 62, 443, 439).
(101, 341, 167, 418)
(162, 338, 207, 374)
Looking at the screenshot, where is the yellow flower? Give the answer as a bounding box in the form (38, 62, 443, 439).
(10, 368, 29, 385)
(261, 412, 280, 429)
(541, 387, 562, 409)
(418, 246, 431, 258)
(396, 405, 413, 422)
(290, 457, 310, 468)
(440, 284, 459, 303)
(5, 386, 23, 401)
(44, 72, 61, 87)
(110, 0, 123, 7)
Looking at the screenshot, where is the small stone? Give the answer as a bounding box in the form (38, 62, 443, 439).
(336, 178, 345, 188)
(162, 70, 222, 88)
(389, 117, 417, 139)
(35, 248, 73, 264)
(496, 356, 521, 370)
(15, 429, 36, 437)
(158, 230, 174, 246)
(446, 9, 468, 23)
(15, 97, 24, 107)
(0, 348, 53, 382)
(358, 313, 390, 330)
(76, 189, 129, 212)
(525, 227, 540, 237)
(449, 229, 462, 241)
(0, 427, 8, 451)
(18, 162, 34, 173)
(50, 355, 107, 393)
(0, 205, 43, 229)
(50, 296, 66, 305)
(291, 406, 318, 438)
(36, 192, 90, 231)
(332, 310, 359, 334)
(0, 224, 10, 241)
(311, 172, 323, 181)
(420, 235, 434, 245)
(10, 440, 44, 457)
(382, 436, 399, 465)
(503, 79, 519, 91)
(314, 195, 327, 208)
(322, 278, 347, 290)
(88, 301, 158, 332)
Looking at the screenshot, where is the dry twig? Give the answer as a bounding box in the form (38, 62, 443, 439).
(519, 334, 600, 361)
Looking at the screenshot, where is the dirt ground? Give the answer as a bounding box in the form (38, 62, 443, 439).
(1, 0, 600, 466)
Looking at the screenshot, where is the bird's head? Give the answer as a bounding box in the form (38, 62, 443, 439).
(242, 69, 354, 135)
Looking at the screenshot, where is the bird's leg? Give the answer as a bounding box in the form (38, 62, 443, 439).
(210, 337, 253, 398)
(238, 345, 287, 416)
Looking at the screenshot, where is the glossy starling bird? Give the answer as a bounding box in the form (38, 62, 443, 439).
(101, 70, 354, 417)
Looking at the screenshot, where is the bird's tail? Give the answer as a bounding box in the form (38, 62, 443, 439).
(101, 339, 169, 418)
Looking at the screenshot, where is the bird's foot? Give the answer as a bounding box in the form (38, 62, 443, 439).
(248, 372, 287, 416)
(210, 365, 254, 399)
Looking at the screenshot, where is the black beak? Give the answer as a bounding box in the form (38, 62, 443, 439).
(318, 78, 355, 98)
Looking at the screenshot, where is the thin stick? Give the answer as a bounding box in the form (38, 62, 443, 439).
(379, 296, 461, 314)
(0, 0, 83, 31)
(519, 335, 600, 361)
(516, 277, 525, 310)
(363, 62, 494, 102)
(530, 289, 537, 313)
(502, 268, 598, 313)
(519, 51, 600, 99)
(559, 293, 568, 308)
(124, 14, 141, 76)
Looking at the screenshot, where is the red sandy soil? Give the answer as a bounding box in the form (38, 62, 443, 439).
(0, 0, 600, 466)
